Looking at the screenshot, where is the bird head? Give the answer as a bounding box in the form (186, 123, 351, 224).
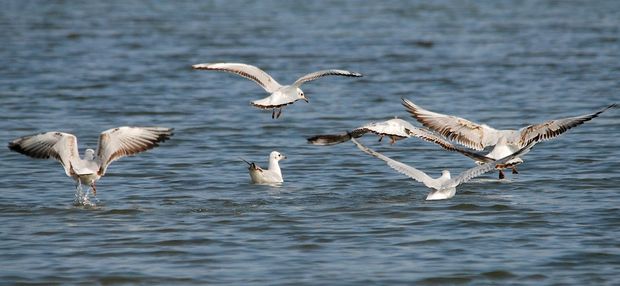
(296, 87, 308, 103)
(84, 149, 96, 160)
(441, 170, 451, 179)
(270, 151, 286, 161)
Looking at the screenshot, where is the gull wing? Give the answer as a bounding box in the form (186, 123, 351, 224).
(516, 104, 617, 148)
(448, 135, 540, 188)
(351, 138, 439, 189)
(403, 123, 496, 163)
(307, 118, 412, 146)
(308, 118, 494, 163)
(96, 127, 173, 176)
(8, 131, 79, 177)
(192, 63, 282, 93)
(293, 69, 362, 87)
(240, 158, 263, 172)
(402, 98, 501, 150)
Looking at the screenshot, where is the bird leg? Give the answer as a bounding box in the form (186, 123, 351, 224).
(512, 167, 519, 174)
(276, 108, 282, 119)
(91, 183, 97, 196)
(272, 109, 276, 119)
(498, 169, 505, 179)
(389, 135, 397, 145)
(378, 135, 384, 142)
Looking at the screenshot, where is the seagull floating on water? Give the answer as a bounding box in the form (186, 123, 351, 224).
(8, 126, 173, 196)
(241, 151, 286, 184)
(402, 98, 617, 179)
(307, 117, 494, 164)
(192, 62, 362, 118)
(350, 136, 538, 200)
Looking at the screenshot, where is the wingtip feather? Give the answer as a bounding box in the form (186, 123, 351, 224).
(307, 133, 352, 145)
(7, 137, 53, 159)
(192, 63, 213, 69)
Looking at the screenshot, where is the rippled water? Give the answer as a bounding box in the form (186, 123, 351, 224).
(1, 1, 619, 284)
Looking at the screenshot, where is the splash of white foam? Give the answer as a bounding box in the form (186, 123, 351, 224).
(73, 185, 97, 207)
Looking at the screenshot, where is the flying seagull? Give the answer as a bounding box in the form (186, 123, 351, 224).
(8, 126, 173, 196)
(350, 136, 538, 200)
(307, 117, 495, 164)
(241, 151, 286, 184)
(192, 62, 362, 118)
(402, 98, 616, 179)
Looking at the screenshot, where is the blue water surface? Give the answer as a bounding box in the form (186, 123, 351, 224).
(1, 1, 619, 285)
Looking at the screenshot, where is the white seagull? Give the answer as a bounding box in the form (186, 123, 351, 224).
(8, 126, 173, 196)
(350, 136, 538, 200)
(308, 118, 420, 145)
(241, 151, 286, 184)
(403, 98, 617, 179)
(192, 62, 362, 118)
(307, 118, 495, 163)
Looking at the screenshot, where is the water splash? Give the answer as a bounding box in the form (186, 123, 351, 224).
(73, 185, 98, 207)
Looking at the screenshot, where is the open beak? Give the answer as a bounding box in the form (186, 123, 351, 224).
(303, 98, 309, 103)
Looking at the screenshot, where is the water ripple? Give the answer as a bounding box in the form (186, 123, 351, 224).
(1, 1, 619, 285)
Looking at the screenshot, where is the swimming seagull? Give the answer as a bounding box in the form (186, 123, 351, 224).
(307, 118, 495, 164)
(350, 136, 539, 200)
(8, 127, 173, 196)
(241, 151, 286, 184)
(402, 98, 617, 179)
(192, 63, 362, 118)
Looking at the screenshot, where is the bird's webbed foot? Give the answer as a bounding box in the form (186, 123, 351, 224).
(389, 136, 397, 145)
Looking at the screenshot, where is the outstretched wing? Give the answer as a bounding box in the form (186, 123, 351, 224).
(351, 138, 438, 189)
(307, 118, 411, 146)
(293, 69, 362, 87)
(449, 135, 540, 188)
(308, 118, 494, 164)
(404, 123, 496, 163)
(96, 127, 173, 176)
(402, 98, 502, 150)
(192, 63, 282, 93)
(516, 104, 617, 147)
(8, 131, 79, 177)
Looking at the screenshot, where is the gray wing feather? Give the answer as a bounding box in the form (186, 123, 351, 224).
(192, 63, 282, 93)
(402, 98, 501, 150)
(8, 131, 79, 177)
(351, 138, 437, 188)
(517, 104, 617, 147)
(293, 69, 362, 86)
(448, 135, 540, 188)
(96, 127, 173, 176)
